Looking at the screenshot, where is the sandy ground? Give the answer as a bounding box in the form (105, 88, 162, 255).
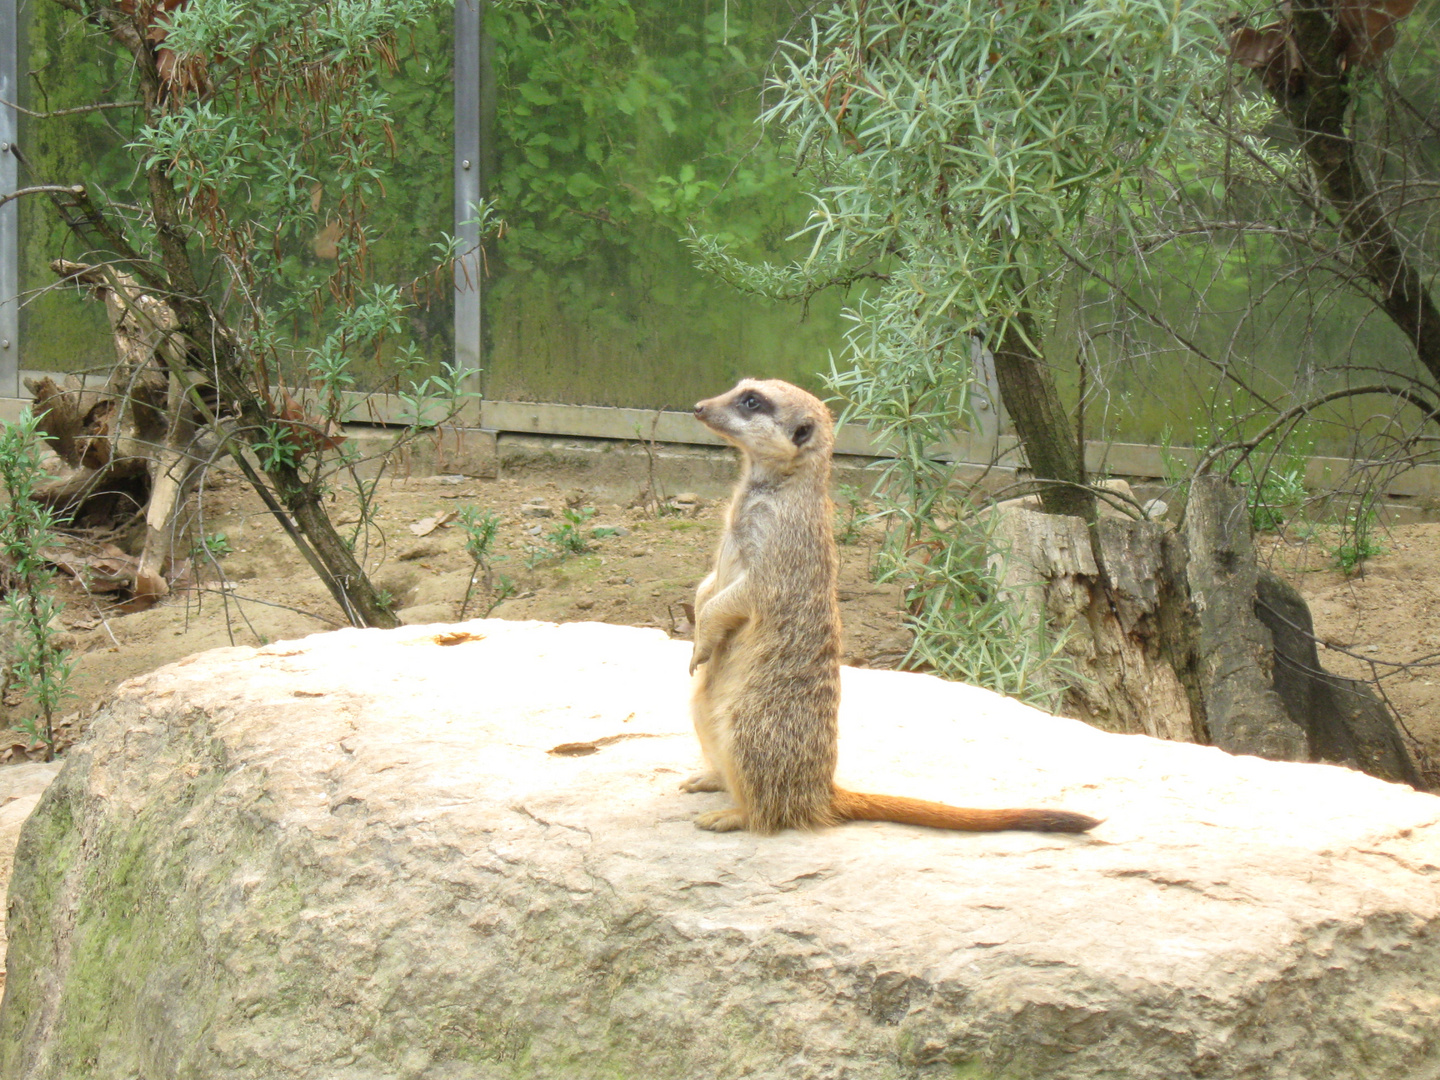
(1260, 523, 1440, 764)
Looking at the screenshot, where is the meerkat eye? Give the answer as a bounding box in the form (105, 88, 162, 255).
(739, 392, 761, 411)
(792, 422, 814, 447)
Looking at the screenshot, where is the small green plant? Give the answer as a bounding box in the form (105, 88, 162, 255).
(834, 484, 867, 545)
(484, 575, 518, 618)
(1330, 502, 1385, 574)
(873, 498, 1081, 713)
(546, 506, 619, 557)
(1161, 414, 1312, 533)
(1246, 462, 1308, 533)
(197, 532, 233, 560)
(251, 423, 301, 472)
(457, 506, 506, 619)
(0, 411, 76, 760)
(524, 544, 555, 570)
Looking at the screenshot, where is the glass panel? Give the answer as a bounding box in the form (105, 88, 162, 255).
(481, 0, 852, 410)
(17, 1, 141, 374)
(15, 5, 453, 398)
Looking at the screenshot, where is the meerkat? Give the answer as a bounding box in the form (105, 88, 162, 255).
(683, 378, 1101, 835)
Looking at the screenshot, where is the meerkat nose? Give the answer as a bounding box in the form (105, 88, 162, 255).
(693, 402, 706, 417)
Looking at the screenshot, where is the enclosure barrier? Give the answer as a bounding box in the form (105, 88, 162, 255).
(3, 372, 1439, 503)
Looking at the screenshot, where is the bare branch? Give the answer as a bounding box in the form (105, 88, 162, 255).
(1056, 240, 1282, 412)
(0, 184, 86, 208)
(1194, 384, 1440, 477)
(0, 97, 142, 119)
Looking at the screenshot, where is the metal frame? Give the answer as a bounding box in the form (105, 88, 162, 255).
(4, 5, 490, 401)
(453, 0, 484, 392)
(1, 0, 19, 397)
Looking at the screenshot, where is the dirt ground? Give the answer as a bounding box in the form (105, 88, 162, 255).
(4, 460, 1439, 777)
(1258, 523, 1440, 763)
(0, 460, 911, 758)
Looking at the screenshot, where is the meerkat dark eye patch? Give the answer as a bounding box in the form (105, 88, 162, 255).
(737, 390, 773, 414)
(792, 422, 814, 446)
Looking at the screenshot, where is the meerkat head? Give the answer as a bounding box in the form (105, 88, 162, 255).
(693, 379, 834, 474)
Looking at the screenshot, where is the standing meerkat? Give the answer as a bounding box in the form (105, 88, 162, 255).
(683, 378, 1101, 835)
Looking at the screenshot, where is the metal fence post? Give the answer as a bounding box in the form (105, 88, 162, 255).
(453, 0, 484, 396)
(1, 0, 19, 398)
(971, 337, 1003, 458)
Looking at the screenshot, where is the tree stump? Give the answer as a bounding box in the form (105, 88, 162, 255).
(995, 476, 1422, 786)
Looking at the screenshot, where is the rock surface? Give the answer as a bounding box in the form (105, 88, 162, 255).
(4, 620, 1440, 1079)
(0, 763, 62, 996)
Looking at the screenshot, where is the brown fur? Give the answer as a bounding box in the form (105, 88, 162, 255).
(684, 378, 1101, 836)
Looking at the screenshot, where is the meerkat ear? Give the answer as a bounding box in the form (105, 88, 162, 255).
(792, 422, 814, 447)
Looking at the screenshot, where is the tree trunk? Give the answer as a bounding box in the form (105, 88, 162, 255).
(44, 3, 400, 630)
(1267, 3, 1440, 387)
(993, 477, 1421, 785)
(992, 312, 1096, 521)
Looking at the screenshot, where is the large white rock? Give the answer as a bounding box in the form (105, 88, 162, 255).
(3, 619, 1440, 1079)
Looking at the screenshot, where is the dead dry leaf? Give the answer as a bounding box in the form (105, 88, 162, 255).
(432, 630, 485, 646)
(409, 510, 458, 537)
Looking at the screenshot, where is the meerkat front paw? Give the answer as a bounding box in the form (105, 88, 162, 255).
(680, 771, 726, 793)
(688, 645, 711, 676)
(694, 807, 748, 832)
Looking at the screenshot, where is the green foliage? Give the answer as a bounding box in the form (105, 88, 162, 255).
(487, 0, 802, 280)
(1330, 503, 1385, 574)
(697, 0, 1214, 706)
(252, 424, 302, 472)
(457, 506, 512, 618)
(875, 501, 1079, 713)
(20, 3, 460, 381)
(458, 506, 502, 568)
(130, 0, 469, 398)
(1161, 413, 1313, 533)
(197, 533, 233, 560)
(546, 506, 618, 556)
(833, 484, 867, 546)
(0, 412, 76, 759)
(481, 0, 852, 407)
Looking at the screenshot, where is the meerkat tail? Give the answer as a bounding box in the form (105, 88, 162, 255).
(831, 789, 1101, 834)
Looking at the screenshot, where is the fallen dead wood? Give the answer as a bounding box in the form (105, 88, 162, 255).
(22, 260, 209, 608)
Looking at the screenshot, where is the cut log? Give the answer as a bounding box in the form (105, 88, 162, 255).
(1256, 571, 1425, 786)
(993, 476, 1420, 786)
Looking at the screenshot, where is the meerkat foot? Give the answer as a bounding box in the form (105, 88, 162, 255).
(694, 807, 749, 832)
(680, 771, 726, 793)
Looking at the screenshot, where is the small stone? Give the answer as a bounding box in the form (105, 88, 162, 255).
(575, 599, 595, 611)
(522, 502, 554, 518)
(398, 542, 444, 562)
